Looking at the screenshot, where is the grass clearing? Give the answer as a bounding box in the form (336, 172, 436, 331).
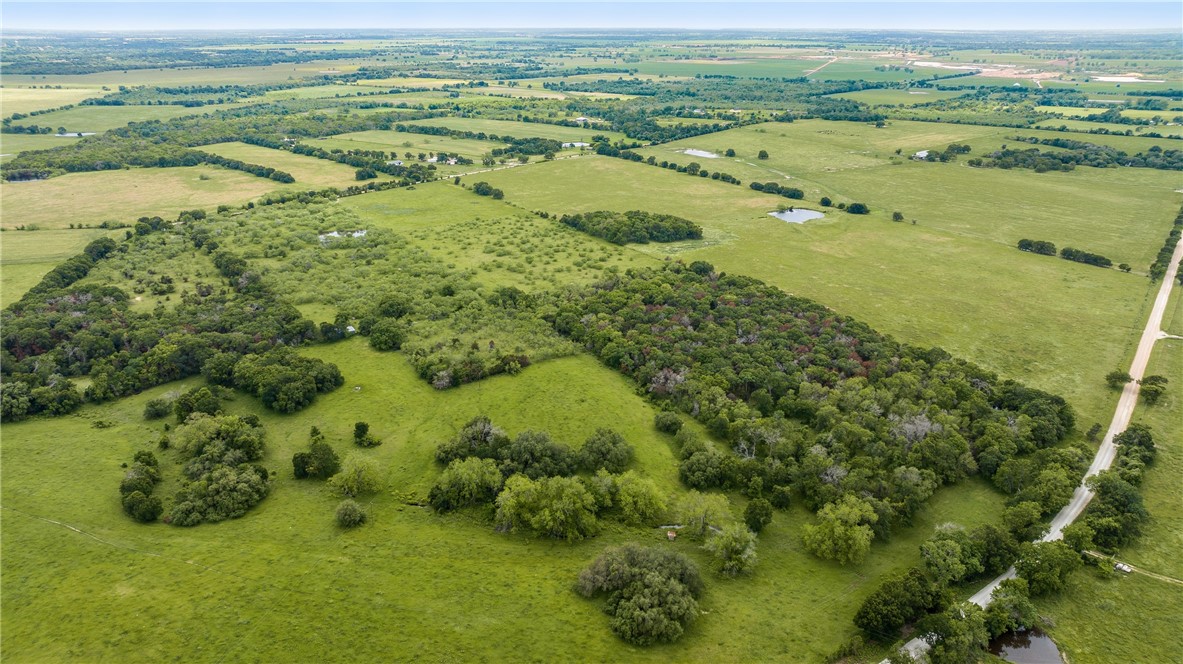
(9, 103, 242, 134)
(407, 116, 629, 143)
(0, 228, 119, 304)
(0, 86, 104, 115)
(0, 134, 82, 161)
(828, 88, 970, 106)
(1033, 118, 1183, 138)
(199, 141, 390, 188)
(1, 165, 289, 230)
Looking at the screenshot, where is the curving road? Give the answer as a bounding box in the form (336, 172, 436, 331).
(890, 234, 1183, 662)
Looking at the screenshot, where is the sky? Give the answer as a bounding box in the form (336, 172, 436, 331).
(2, 1, 1181, 31)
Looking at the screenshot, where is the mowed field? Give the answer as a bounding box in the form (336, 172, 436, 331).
(0, 86, 103, 115)
(0, 228, 120, 304)
(310, 129, 506, 161)
(199, 141, 390, 188)
(8, 103, 242, 134)
(474, 148, 1177, 430)
(827, 88, 970, 106)
(0, 339, 1009, 663)
(0, 165, 292, 230)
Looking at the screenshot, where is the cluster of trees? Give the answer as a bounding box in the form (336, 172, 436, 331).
(490, 136, 564, 158)
(550, 263, 1076, 551)
(1059, 424, 1155, 553)
(163, 414, 270, 526)
(1060, 246, 1113, 268)
(120, 451, 164, 523)
(208, 347, 344, 414)
(470, 181, 505, 200)
(576, 544, 704, 645)
(1017, 238, 1057, 255)
(283, 140, 438, 183)
(920, 143, 973, 163)
(1149, 205, 1182, 282)
(558, 210, 703, 245)
(749, 181, 804, 199)
(1008, 136, 1183, 171)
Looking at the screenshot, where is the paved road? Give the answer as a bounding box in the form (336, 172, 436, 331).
(891, 234, 1183, 661)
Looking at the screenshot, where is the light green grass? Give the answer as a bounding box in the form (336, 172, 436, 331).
(0, 133, 81, 162)
(199, 141, 390, 188)
(0, 228, 121, 304)
(475, 154, 1168, 429)
(0, 86, 104, 115)
(407, 116, 629, 143)
(0, 165, 289, 230)
(0, 338, 1007, 663)
(0, 59, 377, 88)
(632, 58, 817, 79)
(8, 103, 241, 134)
(312, 130, 506, 159)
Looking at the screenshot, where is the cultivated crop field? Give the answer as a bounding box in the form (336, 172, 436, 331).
(2, 26, 1181, 664)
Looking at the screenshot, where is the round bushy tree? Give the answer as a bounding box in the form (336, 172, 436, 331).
(336, 499, 367, 528)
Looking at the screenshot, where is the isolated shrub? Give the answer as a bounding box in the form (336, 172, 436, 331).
(293, 441, 341, 479)
(846, 203, 870, 215)
(757, 150, 769, 159)
(1105, 370, 1133, 388)
(743, 498, 774, 533)
(819, 196, 832, 207)
(579, 428, 634, 473)
(329, 455, 382, 497)
(705, 523, 758, 576)
(335, 499, 368, 528)
(654, 411, 683, 434)
(143, 397, 174, 420)
(353, 421, 381, 447)
(122, 491, 163, 523)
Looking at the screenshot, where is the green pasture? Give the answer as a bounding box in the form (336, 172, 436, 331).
(1036, 339, 1183, 663)
(199, 141, 388, 188)
(405, 116, 629, 143)
(632, 58, 817, 79)
(0, 337, 1009, 663)
(0, 60, 373, 89)
(1035, 106, 1183, 121)
(827, 88, 970, 106)
(0, 228, 119, 304)
(311, 129, 506, 160)
(8, 103, 241, 134)
(809, 60, 951, 82)
(474, 153, 1172, 429)
(0, 133, 81, 161)
(0, 165, 290, 230)
(0, 86, 104, 115)
(1038, 79, 1183, 94)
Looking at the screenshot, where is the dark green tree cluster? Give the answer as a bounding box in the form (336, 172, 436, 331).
(470, 181, 505, 200)
(558, 210, 703, 245)
(216, 347, 343, 414)
(550, 263, 1074, 541)
(120, 451, 164, 523)
(1004, 136, 1182, 171)
(601, 147, 742, 185)
(921, 143, 972, 162)
(293, 427, 342, 479)
(1060, 246, 1113, 268)
(1148, 205, 1182, 281)
(164, 414, 270, 527)
(576, 543, 704, 645)
(749, 181, 805, 199)
(1017, 239, 1056, 255)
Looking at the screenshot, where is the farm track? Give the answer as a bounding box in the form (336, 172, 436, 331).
(891, 234, 1183, 661)
(1082, 551, 1183, 586)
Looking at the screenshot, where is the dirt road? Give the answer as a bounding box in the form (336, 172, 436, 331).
(891, 235, 1183, 662)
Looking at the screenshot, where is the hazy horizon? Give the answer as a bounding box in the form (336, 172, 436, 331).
(3, 1, 1181, 32)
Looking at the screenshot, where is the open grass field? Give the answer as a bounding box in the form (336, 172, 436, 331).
(0, 338, 1010, 663)
(827, 88, 970, 106)
(199, 141, 389, 188)
(474, 152, 1172, 431)
(1034, 338, 1183, 662)
(355, 76, 473, 88)
(8, 103, 242, 134)
(0, 59, 378, 89)
(406, 116, 629, 143)
(1035, 105, 1183, 121)
(0, 228, 119, 304)
(0, 133, 81, 162)
(0, 165, 290, 230)
(0, 86, 104, 115)
(631, 58, 817, 79)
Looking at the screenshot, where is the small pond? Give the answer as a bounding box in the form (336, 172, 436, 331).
(682, 149, 720, 159)
(768, 208, 824, 224)
(988, 628, 1063, 664)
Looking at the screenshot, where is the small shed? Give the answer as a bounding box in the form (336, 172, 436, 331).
(912, 150, 930, 160)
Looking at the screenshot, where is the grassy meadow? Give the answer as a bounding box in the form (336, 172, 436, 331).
(406, 116, 629, 143)
(827, 88, 970, 106)
(8, 103, 242, 134)
(0, 228, 119, 304)
(0, 133, 81, 162)
(0, 86, 104, 115)
(1, 165, 290, 230)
